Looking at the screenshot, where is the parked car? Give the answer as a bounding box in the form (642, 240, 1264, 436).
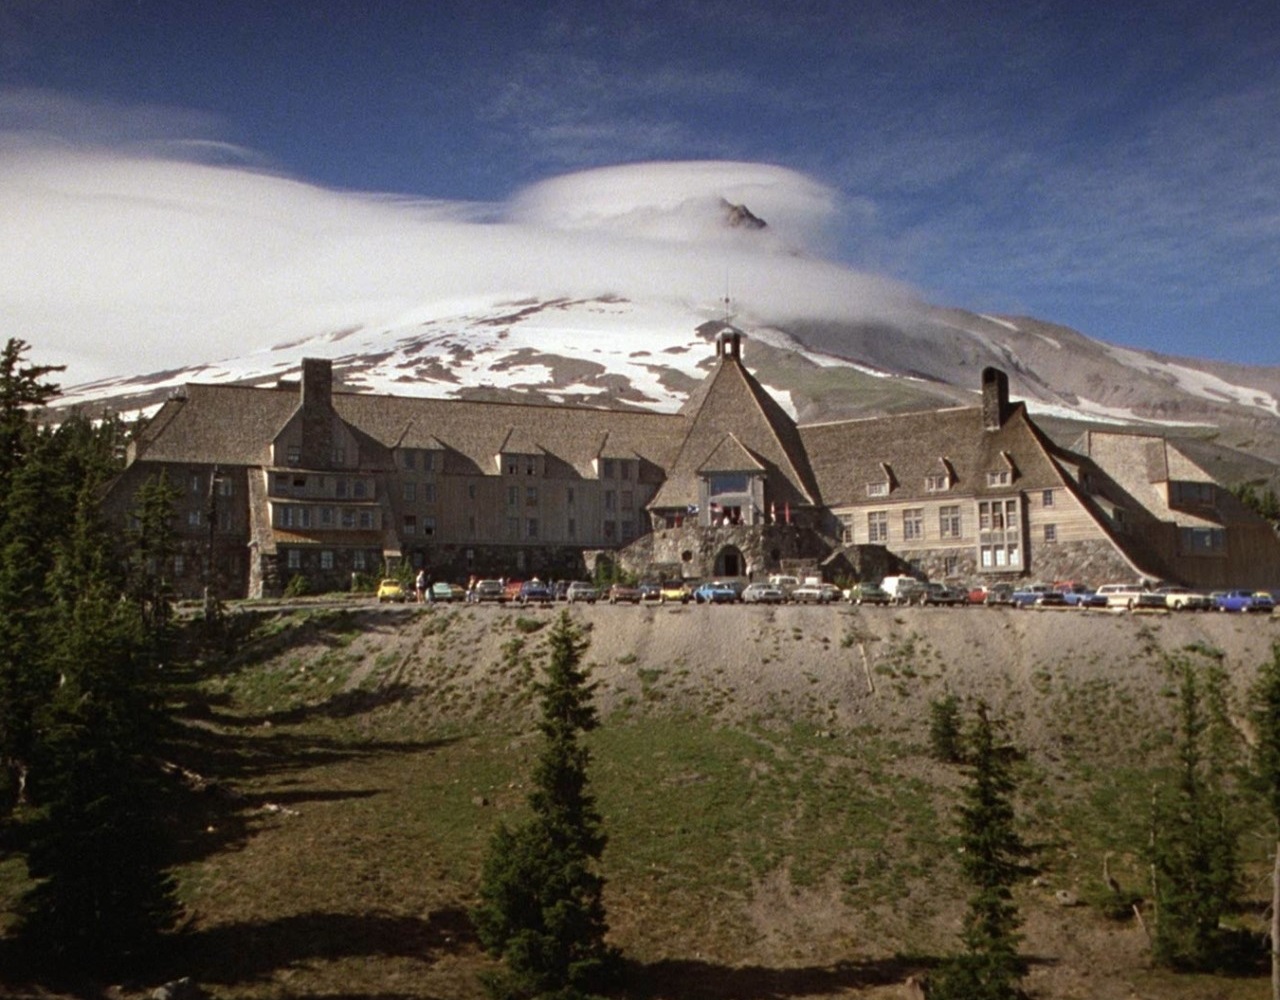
(1095, 582, 1150, 609)
(741, 582, 786, 604)
(1054, 583, 1104, 608)
(659, 581, 691, 604)
(638, 581, 663, 602)
(468, 579, 505, 603)
(693, 580, 740, 604)
(606, 582, 642, 604)
(1215, 589, 1275, 613)
(503, 579, 525, 602)
(517, 579, 555, 605)
(376, 578, 408, 603)
(1010, 584, 1053, 608)
(1130, 592, 1168, 613)
(768, 574, 801, 596)
(1032, 591, 1069, 608)
(565, 581, 599, 604)
(983, 583, 1017, 607)
(1153, 586, 1212, 611)
(818, 583, 843, 603)
(429, 581, 465, 602)
(847, 582, 891, 605)
(790, 582, 835, 604)
(922, 582, 966, 606)
(881, 575, 925, 605)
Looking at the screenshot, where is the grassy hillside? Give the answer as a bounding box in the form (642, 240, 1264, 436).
(4, 600, 1280, 998)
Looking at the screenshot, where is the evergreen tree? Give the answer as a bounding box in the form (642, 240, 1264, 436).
(1251, 643, 1280, 998)
(1150, 652, 1241, 970)
(16, 477, 180, 973)
(932, 703, 1026, 1000)
(929, 692, 965, 763)
(473, 611, 613, 999)
(124, 470, 182, 659)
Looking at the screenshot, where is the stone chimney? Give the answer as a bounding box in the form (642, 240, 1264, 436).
(981, 367, 1010, 431)
(300, 358, 335, 466)
(715, 329, 743, 361)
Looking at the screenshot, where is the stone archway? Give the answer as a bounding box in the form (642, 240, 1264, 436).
(713, 545, 746, 578)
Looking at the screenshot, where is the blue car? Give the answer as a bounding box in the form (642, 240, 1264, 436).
(1215, 589, 1275, 613)
(692, 580, 740, 604)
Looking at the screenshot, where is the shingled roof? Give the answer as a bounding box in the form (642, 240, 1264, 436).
(650, 351, 819, 509)
(800, 403, 1070, 506)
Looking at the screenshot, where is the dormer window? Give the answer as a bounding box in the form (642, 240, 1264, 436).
(286, 445, 301, 466)
(986, 469, 1011, 487)
(867, 481, 889, 498)
(925, 473, 950, 493)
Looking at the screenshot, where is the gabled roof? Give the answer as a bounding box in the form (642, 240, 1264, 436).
(697, 433, 765, 474)
(650, 353, 818, 508)
(800, 403, 1069, 505)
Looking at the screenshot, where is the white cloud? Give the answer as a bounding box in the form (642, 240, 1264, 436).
(0, 128, 916, 385)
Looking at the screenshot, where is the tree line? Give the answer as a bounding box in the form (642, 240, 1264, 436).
(0, 338, 182, 976)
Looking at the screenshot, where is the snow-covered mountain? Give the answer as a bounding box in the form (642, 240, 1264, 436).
(28, 155, 1278, 489)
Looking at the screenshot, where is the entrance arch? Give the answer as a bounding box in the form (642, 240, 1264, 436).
(713, 545, 745, 578)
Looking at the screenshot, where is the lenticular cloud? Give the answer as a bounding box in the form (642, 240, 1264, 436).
(0, 140, 912, 384)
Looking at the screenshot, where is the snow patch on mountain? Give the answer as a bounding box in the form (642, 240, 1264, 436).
(1107, 345, 1280, 418)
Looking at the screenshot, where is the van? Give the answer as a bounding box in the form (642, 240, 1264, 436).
(768, 574, 801, 594)
(880, 575, 925, 605)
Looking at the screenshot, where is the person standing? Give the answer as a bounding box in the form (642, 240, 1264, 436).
(415, 568, 427, 604)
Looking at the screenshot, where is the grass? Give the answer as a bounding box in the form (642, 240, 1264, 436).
(2, 608, 1276, 1000)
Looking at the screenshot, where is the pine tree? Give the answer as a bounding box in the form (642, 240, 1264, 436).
(1150, 652, 1241, 970)
(473, 611, 613, 999)
(932, 703, 1026, 1000)
(16, 481, 180, 973)
(1252, 643, 1280, 998)
(929, 692, 965, 763)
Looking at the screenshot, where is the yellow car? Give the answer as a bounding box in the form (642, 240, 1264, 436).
(376, 578, 408, 603)
(659, 582, 691, 604)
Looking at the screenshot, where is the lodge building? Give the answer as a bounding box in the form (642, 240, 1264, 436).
(101, 331, 1280, 598)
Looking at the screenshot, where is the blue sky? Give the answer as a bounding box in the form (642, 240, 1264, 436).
(2, 0, 1278, 378)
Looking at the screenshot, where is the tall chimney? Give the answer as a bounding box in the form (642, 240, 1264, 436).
(981, 367, 1009, 431)
(300, 358, 335, 465)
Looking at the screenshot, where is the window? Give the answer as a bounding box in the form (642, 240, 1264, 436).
(320, 550, 334, 570)
(838, 513, 854, 544)
(423, 451, 435, 472)
(1180, 526, 1225, 553)
(1171, 481, 1216, 506)
(423, 516, 436, 537)
(867, 510, 888, 543)
(605, 490, 617, 512)
(622, 520, 635, 541)
(187, 510, 203, 528)
(507, 486, 519, 507)
(1044, 524, 1057, 543)
(526, 486, 538, 506)
(353, 480, 367, 499)
(925, 474, 949, 493)
(506, 457, 518, 475)
(331, 448, 345, 466)
(286, 445, 301, 465)
(507, 517, 519, 539)
(403, 482, 416, 501)
(621, 461, 631, 480)
(403, 450, 416, 469)
(341, 508, 355, 528)
(218, 510, 232, 530)
(986, 469, 1011, 487)
(173, 554, 184, 575)
(336, 479, 348, 499)
(525, 458, 536, 476)
(527, 517, 538, 539)
(358, 511, 373, 529)
(293, 476, 307, 491)
(404, 515, 417, 535)
(190, 474, 201, 493)
(944, 556, 958, 577)
(1042, 489, 1055, 507)
(902, 508, 923, 541)
(423, 483, 436, 504)
(287, 549, 301, 569)
(602, 459, 615, 479)
(567, 487, 576, 506)
(217, 478, 233, 497)
(866, 481, 889, 497)
(939, 505, 961, 538)
(321, 506, 334, 526)
(622, 490, 633, 510)
(353, 550, 366, 570)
